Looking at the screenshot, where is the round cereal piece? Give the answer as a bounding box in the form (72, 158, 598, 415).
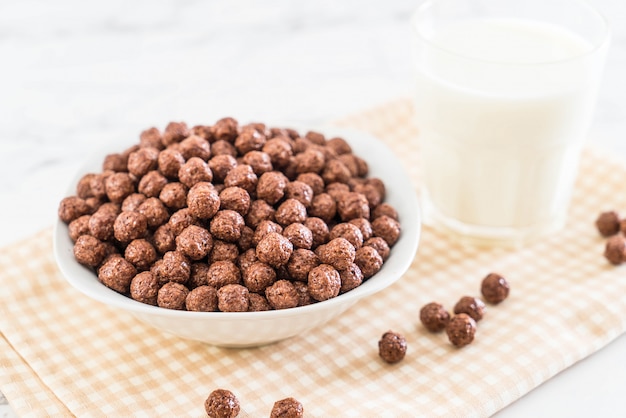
(270, 397, 304, 418)
(89, 171, 113, 199)
(378, 331, 407, 364)
(325, 182, 350, 201)
(157, 282, 189, 310)
(296, 173, 325, 196)
(68, 215, 91, 242)
(308, 193, 337, 223)
(178, 157, 213, 188)
(179, 135, 211, 161)
(59, 196, 91, 223)
(121, 193, 146, 213)
(157, 148, 185, 179)
(481, 273, 510, 304)
(604, 235, 626, 265)
(153, 224, 176, 254)
(211, 117, 239, 143)
(137, 197, 169, 229)
(127, 147, 159, 178)
(419, 302, 450, 333)
(307, 264, 341, 301)
(159, 182, 188, 210)
(124, 239, 157, 271)
(224, 164, 257, 194)
(76, 173, 96, 199)
(337, 192, 370, 221)
(453, 296, 486, 322)
(326, 136, 352, 155)
(167, 208, 197, 236)
(217, 284, 249, 312)
(89, 203, 120, 240)
(354, 246, 383, 279)
(193, 124, 214, 142)
(303, 217, 330, 248)
(294, 149, 325, 174)
(348, 218, 373, 241)
(371, 215, 401, 246)
(185, 285, 218, 312)
(207, 260, 242, 289)
(305, 130, 325, 145)
(210, 210, 245, 242)
(275, 199, 307, 226)
(209, 154, 238, 183)
(185, 183, 219, 221)
(329, 223, 363, 249)
(205, 389, 240, 418)
(292, 137, 311, 154)
(208, 240, 240, 264)
(446, 313, 477, 348)
(73, 235, 106, 267)
(162, 121, 190, 146)
(595, 210, 620, 237)
(237, 248, 258, 273)
(285, 181, 314, 208)
(287, 249, 320, 281)
(366, 177, 386, 198)
(242, 261, 276, 293)
(253, 220, 283, 246)
(138, 170, 168, 198)
(337, 154, 359, 177)
(102, 153, 128, 172)
(372, 203, 398, 221)
(364, 237, 390, 261)
(237, 225, 254, 252)
(218, 187, 251, 217)
(84, 196, 104, 213)
(322, 159, 352, 185)
(318, 238, 356, 271)
(114, 211, 148, 243)
(98, 256, 137, 294)
(262, 137, 293, 168)
(282, 223, 313, 250)
(188, 262, 209, 289)
(211, 139, 237, 157)
(353, 183, 383, 208)
(176, 225, 213, 260)
(153, 251, 191, 284)
(245, 199, 276, 228)
(140, 127, 164, 150)
(242, 150, 273, 175)
(339, 263, 363, 294)
(257, 171, 288, 204)
(256, 232, 294, 268)
(235, 128, 266, 155)
(130, 271, 159, 305)
(248, 293, 272, 311)
(293, 281, 314, 306)
(265, 280, 299, 310)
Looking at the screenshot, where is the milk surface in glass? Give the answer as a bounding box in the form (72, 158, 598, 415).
(414, 17, 606, 243)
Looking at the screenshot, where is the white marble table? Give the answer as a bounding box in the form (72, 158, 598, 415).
(1, 0, 625, 416)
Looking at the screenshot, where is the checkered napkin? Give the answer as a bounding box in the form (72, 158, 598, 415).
(2, 99, 626, 417)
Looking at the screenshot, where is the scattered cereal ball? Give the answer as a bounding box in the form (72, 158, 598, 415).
(256, 232, 294, 268)
(337, 192, 370, 221)
(138, 170, 168, 198)
(159, 182, 189, 210)
(307, 264, 341, 301)
(372, 203, 399, 221)
(113, 211, 148, 243)
(153, 224, 176, 254)
(282, 223, 313, 250)
(128, 147, 159, 177)
(137, 197, 169, 229)
(446, 314, 477, 348)
(188, 262, 210, 289)
(371, 215, 401, 246)
(224, 164, 258, 194)
(304, 217, 330, 248)
(329, 223, 363, 249)
(354, 246, 383, 279)
(210, 210, 245, 242)
(209, 154, 238, 183)
(121, 193, 146, 212)
(176, 225, 213, 260)
(219, 187, 251, 216)
(73, 235, 106, 267)
(270, 397, 304, 418)
(308, 193, 337, 223)
(209, 240, 240, 264)
(242, 262, 276, 293)
(207, 260, 242, 289)
(162, 121, 190, 146)
(178, 157, 213, 188)
(339, 263, 363, 293)
(253, 220, 284, 246)
(248, 293, 272, 311)
(265, 280, 299, 310)
(154, 251, 191, 285)
(285, 181, 314, 208)
(317, 238, 356, 271)
(98, 256, 137, 294)
(481, 273, 510, 304)
(168, 208, 198, 236)
(246, 199, 276, 228)
(453, 296, 486, 322)
(59, 196, 92, 223)
(378, 331, 407, 364)
(257, 171, 288, 204)
(419, 302, 450, 333)
(187, 182, 220, 219)
(102, 153, 128, 172)
(185, 285, 218, 312)
(217, 284, 249, 312)
(157, 148, 185, 179)
(595, 211, 621, 237)
(124, 239, 157, 271)
(68, 215, 91, 242)
(130, 271, 159, 305)
(157, 282, 189, 310)
(364, 237, 390, 261)
(211, 117, 239, 143)
(604, 235, 626, 265)
(140, 127, 164, 150)
(275, 198, 307, 226)
(204, 389, 240, 418)
(179, 135, 211, 161)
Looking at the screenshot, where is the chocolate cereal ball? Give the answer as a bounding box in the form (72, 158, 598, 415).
(242, 150, 273, 176)
(68, 215, 91, 242)
(188, 262, 209, 289)
(275, 199, 307, 226)
(204, 389, 240, 418)
(217, 284, 249, 312)
(210, 210, 245, 242)
(270, 397, 304, 418)
(139, 127, 164, 150)
(325, 182, 350, 201)
(378, 331, 407, 364)
(102, 153, 127, 172)
(59, 196, 91, 223)
(253, 220, 283, 246)
(256, 232, 294, 268)
(137, 197, 169, 229)
(245, 199, 276, 228)
(372, 203, 398, 221)
(179, 135, 211, 161)
(138, 170, 168, 198)
(453, 296, 486, 322)
(73, 235, 106, 267)
(308, 193, 337, 223)
(339, 263, 363, 293)
(207, 260, 242, 289)
(159, 182, 188, 210)
(178, 157, 213, 188)
(211, 140, 237, 157)
(307, 264, 341, 301)
(89, 203, 120, 240)
(446, 314, 477, 348)
(157, 282, 189, 310)
(124, 239, 157, 271)
(153, 251, 191, 285)
(364, 237, 390, 261)
(354, 246, 383, 279)
(219, 187, 250, 216)
(304, 217, 330, 248)
(130, 271, 159, 305)
(420, 302, 451, 333)
(287, 249, 320, 281)
(237, 248, 258, 273)
(293, 281, 314, 306)
(157, 148, 185, 179)
(294, 149, 325, 174)
(176, 225, 213, 260)
(237, 225, 255, 252)
(209, 154, 238, 183)
(481, 273, 510, 304)
(162, 121, 190, 146)
(114, 211, 148, 243)
(187, 182, 220, 220)
(257, 171, 288, 204)
(127, 147, 159, 177)
(285, 181, 314, 208)
(242, 262, 276, 293)
(153, 224, 176, 254)
(353, 183, 383, 208)
(185, 285, 218, 312)
(263, 137, 293, 168)
(318, 238, 356, 271)
(265, 280, 299, 310)
(604, 235, 626, 265)
(330, 223, 363, 249)
(371, 215, 401, 246)
(76, 173, 96, 199)
(282, 223, 313, 250)
(121, 193, 146, 212)
(322, 159, 352, 185)
(248, 293, 272, 312)
(235, 128, 266, 155)
(98, 256, 137, 294)
(296, 173, 324, 196)
(337, 192, 370, 221)
(209, 240, 240, 264)
(211, 117, 239, 143)
(168, 208, 197, 236)
(348, 218, 373, 241)
(224, 164, 258, 194)
(596, 211, 621, 237)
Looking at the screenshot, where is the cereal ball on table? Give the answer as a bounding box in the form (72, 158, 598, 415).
(205, 389, 240, 418)
(185, 285, 218, 312)
(286, 249, 320, 281)
(157, 282, 189, 310)
(114, 211, 148, 243)
(420, 302, 450, 332)
(68, 215, 91, 242)
(317, 238, 356, 271)
(304, 217, 330, 248)
(59, 196, 92, 223)
(265, 280, 299, 310)
(453, 296, 486, 322)
(224, 164, 258, 195)
(257, 171, 288, 204)
(481, 273, 510, 304)
(446, 314, 477, 348)
(248, 293, 272, 311)
(270, 397, 304, 418)
(176, 225, 213, 260)
(211, 117, 239, 143)
(256, 232, 294, 268)
(187, 182, 220, 220)
(153, 251, 191, 285)
(219, 187, 250, 216)
(282, 223, 313, 250)
(307, 264, 341, 301)
(98, 256, 137, 294)
(210, 210, 245, 242)
(130, 271, 159, 305)
(137, 197, 169, 229)
(138, 170, 168, 198)
(206, 260, 242, 289)
(162, 121, 190, 146)
(339, 263, 363, 293)
(308, 193, 337, 224)
(605, 235, 626, 265)
(127, 147, 159, 178)
(208, 154, 238, 183)
(157, 148, 185, 179)
(125, 239, 157, 271)
(217, 284, 249, 312)
(179, 135, 211, 161)
(337, 192, 370, 221)
(242, 262, 276, 293)
(378, 331, 407, 364)
(245, 199, 276, 228)
(354, 246, 383, 279)
(178, 157, 213, 188)
(371, 215, 401, 246)
(73, 235, 106, 267)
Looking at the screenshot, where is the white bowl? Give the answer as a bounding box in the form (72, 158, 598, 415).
(53, 126, 421, 347)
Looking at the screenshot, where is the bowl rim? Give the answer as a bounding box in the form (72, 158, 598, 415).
(53, 124, 421, 320)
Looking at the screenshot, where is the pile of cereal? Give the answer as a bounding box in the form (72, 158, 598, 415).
(58, 118, 401, 312)
(595, 210, 626, 265)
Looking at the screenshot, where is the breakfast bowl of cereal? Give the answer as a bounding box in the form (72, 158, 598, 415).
(53, 119, 420, 347)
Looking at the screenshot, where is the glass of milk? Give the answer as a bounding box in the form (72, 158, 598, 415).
(412, 0, 610, 246)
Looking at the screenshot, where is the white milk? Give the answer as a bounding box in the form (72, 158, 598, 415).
(414, 18, 606, 241)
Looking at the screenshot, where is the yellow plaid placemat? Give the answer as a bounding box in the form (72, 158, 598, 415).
(2, 99, 626, 417)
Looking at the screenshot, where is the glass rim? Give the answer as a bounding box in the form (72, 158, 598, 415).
(411, 0, 611, 66)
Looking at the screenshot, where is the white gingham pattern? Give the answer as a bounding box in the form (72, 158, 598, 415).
(2, 99, 626, 417)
